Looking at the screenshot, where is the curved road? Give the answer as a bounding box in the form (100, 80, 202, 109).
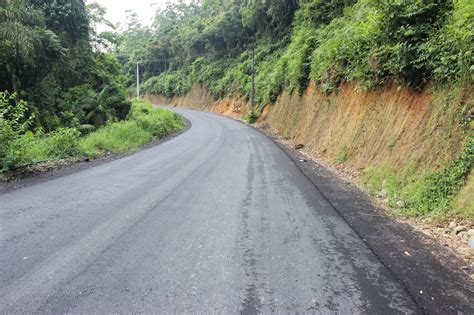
(0, 108, 419, 313)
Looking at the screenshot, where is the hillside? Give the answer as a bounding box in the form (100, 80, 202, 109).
(121, 0, 473, 221)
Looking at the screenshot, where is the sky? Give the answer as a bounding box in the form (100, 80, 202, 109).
(89, 0, 170, 29)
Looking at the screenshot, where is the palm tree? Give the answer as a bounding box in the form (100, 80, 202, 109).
(83, 87, 115, 128)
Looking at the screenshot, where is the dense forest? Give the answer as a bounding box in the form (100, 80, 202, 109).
(0, 0, 130, 130)
(118, 0, 472, 104)
(0, 0, 183, 171)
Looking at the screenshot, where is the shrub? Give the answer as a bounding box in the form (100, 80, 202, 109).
(128, 101, 186, 137)
(8, 132, 49, 167)
(97, 84, 131, 121)
(1, 97, 185, 172)
(406, 138, 474, 215)
(78, 124, 95, 134)
(58, 84, 96, 128)
(425, 0, 474, 83)
(135, 0, 470, 101)
(297, 0, 357, 27)
(254, 48, 286, 105)
(372, 0, 452, 89)
(0, 91, 35, 134)
(246, 110, 259, 124)
(3, 128, 81, 169)
(45, 128, 82, 158)
(0, 91, 36, 170)
(59, 84, 131, 129)
(142, 68, 192, 97)
(0, 118, 16, 171)
(310, 1, 383, 91)
(362, 138, 473, 217)
(284, 26, 318, 95)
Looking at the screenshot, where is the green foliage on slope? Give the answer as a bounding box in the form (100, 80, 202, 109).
(363, 138, 473, 219)
(124, 0, 472, 101)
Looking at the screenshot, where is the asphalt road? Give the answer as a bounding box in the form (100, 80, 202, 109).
(0, 108, 419, 313)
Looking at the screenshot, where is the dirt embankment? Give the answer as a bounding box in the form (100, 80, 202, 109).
(146, 81, 471, 176)
(146, 81, 474, 252)
(145, 84, 246, 117)
(147, 82, 473, 207)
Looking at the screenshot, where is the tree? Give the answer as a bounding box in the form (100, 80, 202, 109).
(240, 0, 298, 37)
(87, 2, 117, 51)
(1, 0, 130, 131)
(0, 0, 63, 95)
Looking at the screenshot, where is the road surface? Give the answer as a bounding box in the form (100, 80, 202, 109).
(0, 108, 419, 313)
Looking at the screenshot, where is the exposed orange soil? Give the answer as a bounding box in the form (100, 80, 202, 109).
(146, 81, 470, 174)
(144, 81, 473, 262)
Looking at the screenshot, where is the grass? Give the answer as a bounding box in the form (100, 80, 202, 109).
(363, 167, 460, 219)
(334, 145, 349, 164)
(1, 101, 185, 172)
(362, 164, 420, 211)
(362, 138, 474, 220)
(245, 110, 259, 124)
(7, 128, 82, 167)
(80, 120, 152, 155)
(80, 101, 185, 154)
(453, 172, 474, 219)
(128, 101, 186, 137)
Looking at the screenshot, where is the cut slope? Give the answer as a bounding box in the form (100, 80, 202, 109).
(145, 81, 473, 219)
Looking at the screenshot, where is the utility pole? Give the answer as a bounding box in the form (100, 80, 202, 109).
(250, 47, 255, 111)
(136, 62, 140, 100)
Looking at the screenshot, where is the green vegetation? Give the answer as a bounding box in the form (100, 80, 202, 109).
(0, 0, 130, 131)
(128, 101, 186, 137)
(335, 145, 350, 164)
(120, 0, 472, 103)
(245, 110, 259, 124)
(361, 84, 473, 219)
(453, 172, 474, 217)
(80, 121, 152, 155)
(1, 99, 185, 172)
(363, 139, 473, 219)
(81, 101, 185, 155)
